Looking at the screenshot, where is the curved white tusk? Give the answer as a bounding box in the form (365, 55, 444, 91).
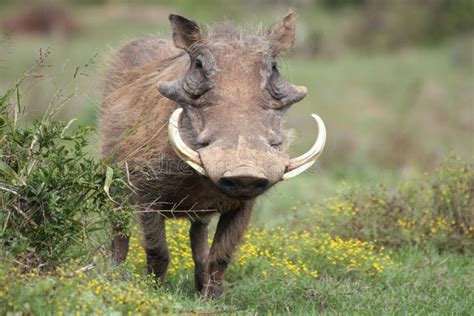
(168, 108, 206, 175)
(282, 114, 326, 180)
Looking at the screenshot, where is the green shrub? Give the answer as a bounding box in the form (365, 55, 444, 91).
(0, 65, 133, 269)
(311, 156, 474, 253)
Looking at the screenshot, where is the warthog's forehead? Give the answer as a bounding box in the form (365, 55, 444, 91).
(204, 44, 273, 86)
(195, 55, 277, 111)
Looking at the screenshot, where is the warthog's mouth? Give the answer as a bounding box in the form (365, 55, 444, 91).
(167, 108, 327, 183)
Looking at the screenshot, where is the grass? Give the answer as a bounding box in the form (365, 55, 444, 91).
(1, 223, 472, 314)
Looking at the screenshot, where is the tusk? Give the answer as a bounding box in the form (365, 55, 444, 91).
(168, 108, 206, 175)
(282, 114, 326, 180)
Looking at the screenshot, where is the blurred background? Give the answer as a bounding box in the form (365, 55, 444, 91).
(1, 0, 473, 225)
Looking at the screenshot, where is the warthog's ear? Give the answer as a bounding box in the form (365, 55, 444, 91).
(169, 14, 204, 51)
(267, 11, 297, 55)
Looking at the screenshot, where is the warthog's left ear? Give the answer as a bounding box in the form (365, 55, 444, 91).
(169, 14, 204, 51)
(267, 11, 297, 56)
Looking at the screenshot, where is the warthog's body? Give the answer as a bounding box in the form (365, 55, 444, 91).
(100, 12, 325, 297)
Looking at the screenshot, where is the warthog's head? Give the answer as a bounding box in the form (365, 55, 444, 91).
(159, 12, 326, 199)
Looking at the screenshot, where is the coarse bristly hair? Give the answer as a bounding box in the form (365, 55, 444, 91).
(188, 21, 271, 55)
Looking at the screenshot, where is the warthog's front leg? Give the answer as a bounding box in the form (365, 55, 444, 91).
(112, 227, 130, 264)
(201, 201, 254, 298)
(189, 218, 211, 292)
(140, 212, 170, 283)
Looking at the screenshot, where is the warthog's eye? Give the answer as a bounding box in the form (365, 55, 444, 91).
(267, 61, 307, 108)
(272, 62, 278, 72)
(270, 141, 283, 151)
(195, 58, 203, 69)
(268, 62, 288, 101)
(183, 54, 212, 99)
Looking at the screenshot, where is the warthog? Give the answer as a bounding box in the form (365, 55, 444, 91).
(100, 11, 326, 297)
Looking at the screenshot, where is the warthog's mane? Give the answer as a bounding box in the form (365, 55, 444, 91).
(188, 21, 272, 56)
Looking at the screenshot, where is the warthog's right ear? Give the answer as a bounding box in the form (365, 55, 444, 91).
(169, 14, 204, 51)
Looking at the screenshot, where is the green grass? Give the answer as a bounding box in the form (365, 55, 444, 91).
(228, 249, 473, 314)
(1, 244, 472, 314)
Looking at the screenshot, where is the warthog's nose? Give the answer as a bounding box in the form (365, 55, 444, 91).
(217, 174, 270, 198)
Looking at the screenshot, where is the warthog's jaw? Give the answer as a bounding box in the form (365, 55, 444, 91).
(167, 108, 327, 184)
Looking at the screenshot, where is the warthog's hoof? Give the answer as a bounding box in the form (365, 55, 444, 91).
(200, 282, 224, 299)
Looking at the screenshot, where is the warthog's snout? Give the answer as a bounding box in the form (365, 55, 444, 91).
(218, 167, 270, 198)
